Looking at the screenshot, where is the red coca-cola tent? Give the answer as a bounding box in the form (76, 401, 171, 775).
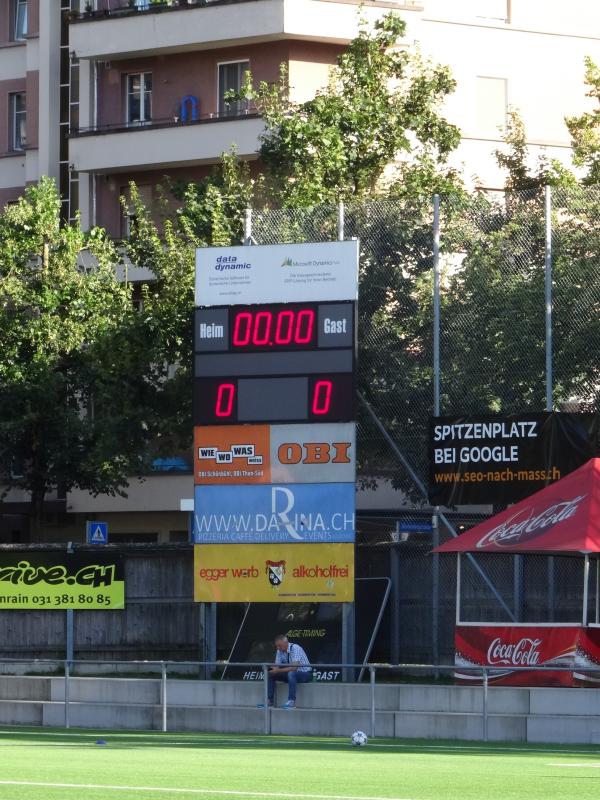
(433, 457, 600, 555)
(432, 458, 600, 686)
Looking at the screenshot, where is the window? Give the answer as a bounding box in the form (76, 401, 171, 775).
(476, 77, 507, 138)
(11, 0, 27, 41)
(475, 0, 509, 22)
(126, 72, 152, 126)
(218, 61, 250, 117)
(9, 93, 26, 151)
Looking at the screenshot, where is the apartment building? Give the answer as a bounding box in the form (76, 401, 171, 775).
(0, 0, 598, 542)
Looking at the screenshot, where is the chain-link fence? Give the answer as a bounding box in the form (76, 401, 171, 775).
(251, 187, 600, 665)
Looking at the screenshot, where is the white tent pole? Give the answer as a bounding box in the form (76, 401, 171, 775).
(456, 554, 461, 626)
(595, 559, 600, 624)
(583, 555, 590, 627)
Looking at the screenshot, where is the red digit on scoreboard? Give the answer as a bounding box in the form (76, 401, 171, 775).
(311, 380, 332, 415)
(215, 383, 235, 418)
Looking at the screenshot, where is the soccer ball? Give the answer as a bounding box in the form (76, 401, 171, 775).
(351, 730, 368, 747)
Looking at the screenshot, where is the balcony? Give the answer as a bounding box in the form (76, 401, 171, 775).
(69, 112, 263, 172)
(69, 0, 420, 61)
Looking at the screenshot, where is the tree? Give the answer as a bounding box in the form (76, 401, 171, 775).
(239, 12, 461, 206)
(495, 110, 577, 192)
(566, 56, 600, 186)
(0, 179, 164, 537)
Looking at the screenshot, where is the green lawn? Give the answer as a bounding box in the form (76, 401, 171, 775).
(0, 727, 598, 800)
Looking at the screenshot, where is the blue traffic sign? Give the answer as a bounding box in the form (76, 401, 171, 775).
(86, 521, 108, 545)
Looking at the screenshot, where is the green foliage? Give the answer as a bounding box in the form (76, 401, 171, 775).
(566, 56, 600, 185)
(0, 179, 165, 534)
(242, 12, 461, 206)
(495, 111, 577, 191)
(170, 151, 256, 246)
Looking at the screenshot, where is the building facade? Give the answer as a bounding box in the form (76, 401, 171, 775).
(0, 0, 598, 542)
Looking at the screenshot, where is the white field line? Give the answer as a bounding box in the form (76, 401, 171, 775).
(546, 763, 600, 768)
(0, 780, 414, 800)
(0, 729, 597, 758)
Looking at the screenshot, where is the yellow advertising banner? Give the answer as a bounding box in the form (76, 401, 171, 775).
(194, 543, 354, 603)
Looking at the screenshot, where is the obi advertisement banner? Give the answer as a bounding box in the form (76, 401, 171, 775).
(194, 423, 355, 485)
(429, 411, 599, 506)
(193, 482, 355, 543)
(195, 241, 359, 306)
(455, 625, 578, 686)
(0, 552, 125, 610)
(194, 543, 354, 602)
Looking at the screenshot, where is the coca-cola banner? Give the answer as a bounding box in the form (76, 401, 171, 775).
(455, 625, 579, 686)
(573, 628, 600, 687)
(429, 412, 599, 506)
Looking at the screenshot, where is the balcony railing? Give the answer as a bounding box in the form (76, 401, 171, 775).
(69, 0, 422, 23)
(69, 0, 257, 23)
(70, 108, 259, 138)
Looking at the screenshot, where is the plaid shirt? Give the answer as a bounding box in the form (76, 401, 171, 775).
(275, 642, 312, 672)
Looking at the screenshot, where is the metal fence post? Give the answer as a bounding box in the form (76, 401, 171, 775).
(64, 659, 70, 730)
(544, 185, 553, 412)
(161, 661, 167, 732)
(369, 666, 376, 739)
(482, 669, 488, 742)
(262, 664, 270, 735)
(338, 200, 345, 241)
(433, 193, 441, 416)
(432, 194, 441, 676)
(244, 207, 253, 245)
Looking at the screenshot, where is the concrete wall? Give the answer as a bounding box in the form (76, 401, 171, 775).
(0, 674, 597, 744)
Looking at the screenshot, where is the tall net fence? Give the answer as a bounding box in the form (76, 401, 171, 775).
(252, 188, 600, 665)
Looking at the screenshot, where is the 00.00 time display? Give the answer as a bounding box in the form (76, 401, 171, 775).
(193, 374, 354, 425)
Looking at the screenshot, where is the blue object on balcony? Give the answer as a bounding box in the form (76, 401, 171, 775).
(151, 457, 190, 472)
(180, 95, 199, 122)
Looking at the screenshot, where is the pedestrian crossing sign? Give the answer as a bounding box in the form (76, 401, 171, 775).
(86, 521, 108, 545)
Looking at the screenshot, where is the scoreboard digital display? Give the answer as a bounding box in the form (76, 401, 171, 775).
(194, 373, 355, 425)
(193, 300, 356, 426)
(230, 304, 318, 351)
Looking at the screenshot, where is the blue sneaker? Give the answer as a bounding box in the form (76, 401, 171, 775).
(256, 701, 273, 708)
(282, 700, 296, 709)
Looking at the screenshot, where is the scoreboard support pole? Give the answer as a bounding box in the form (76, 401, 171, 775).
(198, 602, 217, 677)
(342, 601, 355, 681)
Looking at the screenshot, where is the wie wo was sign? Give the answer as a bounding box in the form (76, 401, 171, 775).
(194, 422, 355, 485)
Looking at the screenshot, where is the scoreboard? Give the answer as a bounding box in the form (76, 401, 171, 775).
(193, 240, 358, 602)
(193, 300, 355, 425)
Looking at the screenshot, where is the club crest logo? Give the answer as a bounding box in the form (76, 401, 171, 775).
(266, 560, 286, 587)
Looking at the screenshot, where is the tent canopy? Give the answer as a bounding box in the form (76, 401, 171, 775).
(433, 457, 600, 555)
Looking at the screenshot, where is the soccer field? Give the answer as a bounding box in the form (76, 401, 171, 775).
(0, 728, 598, 800)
